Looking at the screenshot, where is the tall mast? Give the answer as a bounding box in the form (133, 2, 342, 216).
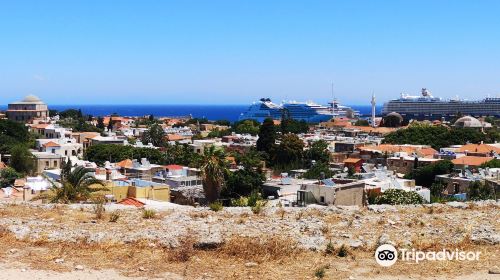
(371, 91, 376, 128)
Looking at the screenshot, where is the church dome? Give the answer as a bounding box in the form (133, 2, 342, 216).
(453, 116, 483, 128)
(386, 112, 403, 122)
(22, 95, 42, 102)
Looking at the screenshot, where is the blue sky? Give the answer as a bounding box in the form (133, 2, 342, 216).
(1, 0, 499, 105)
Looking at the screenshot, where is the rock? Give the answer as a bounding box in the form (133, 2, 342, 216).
(488, 266, 500, 274)
(74, 265, 84, 270)
(471, 225, 500, 245)
(446, 201, 467, 209)
(8, 225, 31, 239)
(194, 231, 223, 249)
(378, 233, 395, 246)
(21, 269, 26, 272)
(9, 248, 18, 254)
(245, 262, 258, 268)
(54, 258, 64, 264)
(139, 266, 147, 272)
(367, 205, 396, 213)
(387, 219, 396, 225)
(349, 240, 363, 249)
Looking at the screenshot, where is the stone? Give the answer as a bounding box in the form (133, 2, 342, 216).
(139, 266, 147, 272)
(349, 240, 363, 249)
(488, 266, 500, 274)
(378, 233, 395, 246)
(446, 201, 467, 209)
(9, 248, 18, 254)
(367, 205, 396, 213)
(54, 258, 64, 264)
(75, 265, 84, 270)
(245, 262, 258, 267)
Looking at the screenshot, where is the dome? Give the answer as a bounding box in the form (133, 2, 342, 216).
(453, 116, 482, 128)
(22, 95, 42, 102)
(386, 112, 403, 122)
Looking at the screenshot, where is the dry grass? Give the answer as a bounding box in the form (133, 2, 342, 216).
(217, 236, 301, 262)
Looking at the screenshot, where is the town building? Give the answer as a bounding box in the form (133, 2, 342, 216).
(7, 95, 49, 122)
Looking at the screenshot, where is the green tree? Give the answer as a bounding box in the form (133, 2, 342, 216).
(38, 166, 106, 203)
(96, 117, 105, 130)
(0, 119, 31, 154)
(0, 167, 21, 188)
(302, 162, 333, 180)
(382, 114, 403, 127)
(354, 119, 370, 126)
(233, 119, 260, 135)
(141, 123, 166, 147)
(468, 181, 495, 201)
(9, 145, 34, 174)
(107, 117, 114, 131)
(84, 144, 166, 166)
(256, 118, 276, 154)
(224, 150, 265, 198)
(272, 133, 304, 169)
(405, 160, 454, 188)
(305, 140, 330, 165)
(60, 159, 73, 182)
(199, 146, 228, 203)
(480, 158, 500, 168)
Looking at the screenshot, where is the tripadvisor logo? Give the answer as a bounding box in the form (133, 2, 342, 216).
(375, 244, 481, 267)
(375, 244, 398, 267)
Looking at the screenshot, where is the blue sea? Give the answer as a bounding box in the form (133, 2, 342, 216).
(1, 104, 382, 122)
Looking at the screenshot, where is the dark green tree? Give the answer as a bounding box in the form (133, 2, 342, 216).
(256, 118, 276, 154)
(405, 160, 454, 188)
(9, 145, 34, 175)
(96, 117, 105, 130)
(0, 167, 21, 188)
(141, 123, 166, 147)
(272, 133, 304, 169)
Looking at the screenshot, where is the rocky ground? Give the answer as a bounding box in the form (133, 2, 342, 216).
(0, 200, 499, 279)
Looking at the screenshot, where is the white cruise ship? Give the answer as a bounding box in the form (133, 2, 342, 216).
(382, 88, 500, 119)
(239, 98, 358, 123)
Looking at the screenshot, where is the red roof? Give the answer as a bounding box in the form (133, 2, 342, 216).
(117, 197, 145, 207)
(43, 141, 60, 147)
(165, 164, 184, 170)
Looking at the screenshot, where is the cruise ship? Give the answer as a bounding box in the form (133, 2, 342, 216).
(382, 88, 500, 119)
(239, 98, 359, 123)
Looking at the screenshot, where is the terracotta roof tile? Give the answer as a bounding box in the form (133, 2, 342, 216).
(452, 156, 493, 167)
(117, 197, 145, 207)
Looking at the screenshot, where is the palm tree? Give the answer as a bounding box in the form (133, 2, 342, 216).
(37, 166, 106, 203)
(199, 146, 228, 203)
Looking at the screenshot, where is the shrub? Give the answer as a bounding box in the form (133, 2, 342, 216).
(231, 197, 248, 207)
(92, 199, 105, 220)
(337, 244, 349, 257)
(314, 265, 329, 279)
(209, 201, 223, 212)
(247, 190, 262, 207)
(109, 211, 120, 222)
(142, 209, 156, 219)
(375, 189, 424, 205)
(251, 201, 265, 214)
(325, 240, 335, 255)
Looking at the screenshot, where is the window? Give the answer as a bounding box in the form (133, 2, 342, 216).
(46, 161, 49, 166)
(320, 196, 325, 203)
(54, 161, 58, 167)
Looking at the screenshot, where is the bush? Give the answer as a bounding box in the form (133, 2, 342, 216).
(325, 240, 335, 255)
(142, 209, 156, 219)
(468, 181, 495, 201)
(92, 198, 105, 220)
(209, 201, 223, 212)
(375, 189, 424, 205)
(337, 244, 350, 257)
(251, 201, 266, 214)
(109, 211, 120, 222)
(231, 197, 248, 207)
(247, 190, 262, 207)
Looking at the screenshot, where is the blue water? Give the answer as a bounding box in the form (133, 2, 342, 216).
(0, 104, 382, 122)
